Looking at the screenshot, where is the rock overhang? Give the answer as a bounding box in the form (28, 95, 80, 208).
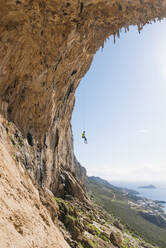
(0, 0, 166, 138)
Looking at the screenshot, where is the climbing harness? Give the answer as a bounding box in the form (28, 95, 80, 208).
(82, 131, 88, 144)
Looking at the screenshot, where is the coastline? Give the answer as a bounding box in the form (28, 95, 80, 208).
(110, 181, 166, 211)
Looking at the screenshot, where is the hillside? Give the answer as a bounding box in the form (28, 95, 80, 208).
(88, 176, 166, 248)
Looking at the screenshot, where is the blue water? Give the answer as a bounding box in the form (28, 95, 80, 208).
(110, 181, 166, 210)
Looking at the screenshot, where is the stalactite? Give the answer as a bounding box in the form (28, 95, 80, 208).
(137, 22, 144, 34)
(117, 29, 120, 38)
(113, 33, 116, 44)
(101, 40, 105, 49)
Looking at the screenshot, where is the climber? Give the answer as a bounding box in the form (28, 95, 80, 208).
(82, 131, 88, 144)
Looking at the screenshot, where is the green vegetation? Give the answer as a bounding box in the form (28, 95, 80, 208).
(13, 153, 17, 160)
(121, 237, 135, 248)
(65, 201, 74, 213)
(86, 223, 101, 236)
(65, 214, 77, 224)
(54, 198, 77, 222)
(17, 136, 24, 147)
(78, 242, 85, 248)
(89, 239, 97, 248)
(99, 234, 110, 242)
(54, 197, 64, 203)
(89, 179, 166, 248)
(86, 223, 110, 243)
(6, 124, 24, 148)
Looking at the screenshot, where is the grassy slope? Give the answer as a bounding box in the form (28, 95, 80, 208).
(89, 179, 166, 248)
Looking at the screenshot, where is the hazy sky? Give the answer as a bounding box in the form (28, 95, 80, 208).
(71, 20, 166, 183)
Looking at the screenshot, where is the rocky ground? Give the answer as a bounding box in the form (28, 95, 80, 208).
(54, 196, 158, 248)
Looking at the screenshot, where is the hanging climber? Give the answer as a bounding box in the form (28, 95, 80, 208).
(82, 131, 88, 144)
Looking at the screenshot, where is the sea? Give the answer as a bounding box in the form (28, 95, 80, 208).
(110, 181, 166, 211)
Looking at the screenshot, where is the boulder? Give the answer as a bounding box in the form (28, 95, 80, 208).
(110, 231, 122, 248)
(113, 220, 123, 231)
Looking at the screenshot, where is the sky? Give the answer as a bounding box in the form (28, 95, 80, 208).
(71, 20, 166, 183)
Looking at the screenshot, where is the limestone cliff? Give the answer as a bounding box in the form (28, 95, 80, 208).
(0, 1, 166, 247)
(0, 0, 166, 199)
(0, 115, 70, 248)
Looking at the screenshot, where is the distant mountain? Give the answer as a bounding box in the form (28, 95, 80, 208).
(138, 185, 156, 189)
(88, 176, 118, 189)
(88, 176, 139, 195)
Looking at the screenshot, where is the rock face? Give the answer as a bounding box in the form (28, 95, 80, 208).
(0, 0, 166, 200)
(0, 116, 70, 248)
